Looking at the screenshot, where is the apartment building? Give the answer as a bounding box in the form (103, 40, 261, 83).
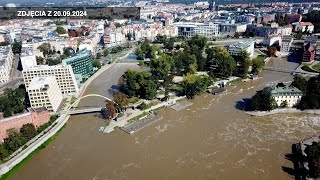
(0, 45, 13, 83)
(281, 35, 293, 52)
(62, 49, 94, 78)
(271, 85, 303, 107)
(23, 64, 79, 96)
(263, 34, 282, 47)
(219, 23, 247, 36)
(27, 76, 63, 112)
(228, 41, 254, 58)
(174, 22, 219, 38)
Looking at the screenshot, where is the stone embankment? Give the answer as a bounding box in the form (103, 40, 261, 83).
(245, 108, 320, 117)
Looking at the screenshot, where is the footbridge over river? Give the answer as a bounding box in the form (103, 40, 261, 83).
(64, 94, 119, 115)
(263, 67, 319, 76)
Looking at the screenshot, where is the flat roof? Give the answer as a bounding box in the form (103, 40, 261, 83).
(229, 41, 254, 49)
(28, 76, 55, 90)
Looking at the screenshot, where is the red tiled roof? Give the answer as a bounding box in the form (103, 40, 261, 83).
(300, 22, 314, 26)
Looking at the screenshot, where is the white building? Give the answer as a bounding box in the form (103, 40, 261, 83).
(263, 34, 282, 47)
(20, 54, 37, 70)
(281, 35, 293, 52)
(228, 41, 254, 58)
(271, 85, 303, 107)
(174, 22, 219, 38)
(293, 22, 314, 33)
(0, 46, 13, 83)
(27, 76, 63, 112)
(23, 64, 79, 96)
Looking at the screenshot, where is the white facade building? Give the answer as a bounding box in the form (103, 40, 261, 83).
(263, 34, 282, 47)
(174, 22, 219, 38)
(0, 46, 13, 83)
(228, 41, 254, 58)
(23, 64, 79, 96)
(271, 86, 303, 107)
(20, 54, 37, 70)
(281, 35, 293, 52)
(27, 76, 63, 112)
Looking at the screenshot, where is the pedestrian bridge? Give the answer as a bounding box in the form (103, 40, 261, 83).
(68, 107, 106, 115)
(263, 67, 319, 76)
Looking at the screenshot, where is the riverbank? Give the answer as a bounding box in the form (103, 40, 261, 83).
(0, 114, 70, 177)
(245, 108, 320, 117)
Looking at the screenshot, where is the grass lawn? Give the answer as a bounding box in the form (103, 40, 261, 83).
(312, 64, 320, 72)
(128, 97, 139, 104)
(301, 64, 319, 73)
(254, 55, 266, 62)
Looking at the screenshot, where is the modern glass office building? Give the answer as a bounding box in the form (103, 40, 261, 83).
(62, 49, 94, 78)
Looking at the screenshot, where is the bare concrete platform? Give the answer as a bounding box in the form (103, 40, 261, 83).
(170, 100, 193, 111)
(121, 113, 161, 134)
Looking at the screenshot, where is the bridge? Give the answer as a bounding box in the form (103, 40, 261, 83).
(68, 107, 106, 115)
(64, 94, 119, 115)
(263, 67, 319, 76)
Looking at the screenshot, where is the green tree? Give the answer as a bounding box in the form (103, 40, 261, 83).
(135, 47, 144, 60)
(305, 142, 320, 178)
(236, 50, 251, 78)
(181, 74, 211, 99)
(164, 37, 175, 50)
(126, 33, 132, 41)
(37, 43, 51, 58)
(36, 56, 44, 65)
(141, 80, 157, 100)
(4, 129, 26, 153)
(251, 58, 265, 75)
(0, 41, 10, 46)
(291, 75, 307, 94)
(216, 51, 236, 77)
(20, 123, 37, 141)
(0, 145, 9, 161)
(103, 49, 109, 57)
(96, 52, 102, 59)
(56, 26, 66, 34)
(12, 42, 22, 53)
(150, 54, 171, 81)
(92, 59, 101, 69)
(280, 100, 288, 108)
(251, 87, 277, 111)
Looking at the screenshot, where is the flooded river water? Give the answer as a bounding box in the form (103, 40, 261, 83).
(11, 62, 320, 180)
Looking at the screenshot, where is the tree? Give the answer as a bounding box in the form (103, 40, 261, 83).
(135, 47, 144, 60)
(96, 52, 102, 59)
(141, 80, 157, 100)
(305, 142, 320, 178)
(280, 100, 288, 108)
(181, 74, 211, 99)
(126, 33, 132, 41)
(12, 42, 22, 53)
(251, 58, 265, 75)
(20, 123, 37, 141)
(164, 37, 175, 50)
(216, 51, 236, 77)
(37, 43, 51, 58)
(56, 26, 66, 34)
(234, 32, 240, 38)
(0, 145, 9, 161)
(0, 41, 10, 46)
(106, 101, 117, 119)
(150, 54, 171, 81)
(291, 75, 307, 94)
(36, 56, 44, 65)
(251, 87, 277, 111)
(0, 87, 26, 117)
(114, 22, 122, 28)
(113, 91, 128, 111)
(103, 49, 109, 57)
(92, 59, 101, 69)
(236, 50, 251, 78)
(4, 129, 26, 153)
(268, 46, 277, 57)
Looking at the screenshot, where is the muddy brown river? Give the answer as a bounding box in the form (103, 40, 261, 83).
(11, 62, 320, 180)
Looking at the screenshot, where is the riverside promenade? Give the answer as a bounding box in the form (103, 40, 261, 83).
(245, 108, 320, 117)
(103, 96, 186, 133)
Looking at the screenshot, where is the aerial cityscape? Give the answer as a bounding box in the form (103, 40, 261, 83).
(0, 0, 320, 179)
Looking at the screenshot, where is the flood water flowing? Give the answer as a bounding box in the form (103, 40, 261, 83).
(11, 63, 320, 180)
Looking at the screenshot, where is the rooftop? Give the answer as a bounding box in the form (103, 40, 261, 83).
(229, 41, 254, 49)
(270, 86, 302, 96)
(28, 76, 55, 91)
(62, 49, 92, 64)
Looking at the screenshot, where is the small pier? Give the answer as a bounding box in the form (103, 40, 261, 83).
(170, 100, 193, 111)
(121, 113, 161, 134)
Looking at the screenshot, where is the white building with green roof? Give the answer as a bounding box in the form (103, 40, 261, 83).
(270, 85, 303, 107)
